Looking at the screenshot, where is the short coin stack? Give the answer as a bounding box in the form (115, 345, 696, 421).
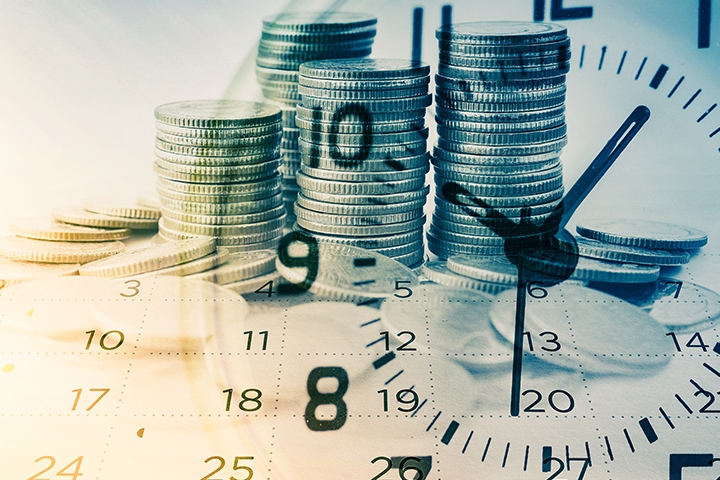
(293, 59, 432, 267)
(256, 12, 377, 227)
(153, 100, 286, 252)
(429, 21, 570, 259)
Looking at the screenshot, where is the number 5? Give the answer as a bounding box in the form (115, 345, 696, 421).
(394, 280, 413, 298)
(231, 456, 254, 480)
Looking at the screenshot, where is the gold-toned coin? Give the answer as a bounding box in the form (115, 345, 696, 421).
(0, 236, 125, 264)
(53, 206, 159, 230)
(84, 197, 162, 219)
(139, 247, 230, 277)
(9, 217, 130, 242)
(78, 237, 216, 278)
(0, 258, 80, 287)
(186, 250, 277, 285)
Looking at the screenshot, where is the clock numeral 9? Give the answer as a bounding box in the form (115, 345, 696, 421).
(201, 456, 254, 480)
(276, 231, 319, 295)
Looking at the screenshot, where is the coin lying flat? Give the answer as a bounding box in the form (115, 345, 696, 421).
(83, 197, 161, 220)
(224, 270, 283, 295)
(489, 284, 672, 374)
(0, 258, 80, 286)
(141, 247, 230, 277)
(186, 250, 277, 285)
(447, 254, 519, 285)
(78, 237, 216, 278)
(421, 261, 509, 294)
(576, 218, 708, 250)
(645, 279, 720, 332)
(571, 236, 690, 266)
(276, 241, 418, 301)
(53, 206, 159, 230)
(154, 100, 281, 128)
(9, 217, 130, 242)
(0, 236, 125, 264)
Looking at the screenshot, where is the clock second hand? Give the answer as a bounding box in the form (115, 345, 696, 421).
(509, 105, 651, 416)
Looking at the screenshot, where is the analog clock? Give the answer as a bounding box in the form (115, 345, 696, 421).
(1, 1, 719, 479)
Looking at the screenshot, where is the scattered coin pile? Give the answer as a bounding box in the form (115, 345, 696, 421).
(428, 21, 570, 259)
(292, 59, 432, 267)
(256, 12, 377, 227)
(153, 100, 287, 252)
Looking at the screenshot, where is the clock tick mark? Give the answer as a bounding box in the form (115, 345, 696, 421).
(384, 370, 403, 385)
(360, 317, 381, 327)
(683, 89, 702, 109)
(542, 446, 552, 472)
(411, 398, 427, 417)
(426, 411, 441, 431)
(668, 76, 685, 98)
(696, 103, 716, 122)
(675, 394, 694, 414)
(373, 351, 395, 369)
(353, 257, 376, 267)
(523, 445, 530, 470)
(501, 442, 511, 467)
(639, 418, 658, 444)
(604, 436, 615, 461)
(660, 407, 675, 429)
(623, 428, 635, 453)
(441, 420, 459, 445)
(482, 438, 492, 462)
(704, 362, 720, 378)
(634, 57, 647, 80)
(617, 50, 627, 74)
(462, 431, 473, 454)
(598, 46, 607, 70)
(579, 45, 586, 68)
(709, 126, 720, 138)
(649, 64, 669, 89)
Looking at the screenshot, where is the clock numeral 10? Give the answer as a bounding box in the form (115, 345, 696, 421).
(28, 456, 83, 480)
(377, 388, 419, 412)
(222, 388, 263, 412)
(201, 456, 253, 480)
(84, 330, 124, 350)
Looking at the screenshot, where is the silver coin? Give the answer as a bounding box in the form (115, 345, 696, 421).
(435, 93, 565, 113)
(298, 84, 429, 100)
(576, 218, 708, 250)
(155, 139, 280, 158)
(389, 246, 425, 267)
(295, 204, 423, 226)
(295, 105, 426, 123)
(421, 261, 510, 294)
(433, 146, 560, 166)
(435, 116, 564, 133)
(518, 248, 661, 283)
(438, 38, 571, 57)
(489, 284, 671, 374)
(262, 86, 300, 103)
(437, 136, 567, 156)
(255, 66, 299, 84)
(299, 138, 427, 159)
(435, 21, 567, 45)
(185, 250, 277, 285)
(299, 58, 430, 80)
(160, 215, 286, 237)
(437, 62, 570, 81)
(429, 224, 545, 246)
(256, 48, 372, 70)
(436, 85, 566, 103)
(432, 156, 560, 175)
(154, 100, 281, 128)
(153, 159, 282, 184)
(260, 26, 377, 44)
(435, 104, 565, 123)
(435, 74, 566, 93)
(427, 233, 508, 258)
(432, 214, 556, 237)
(434, 173, 563, 197)
(262, 12, 377, 32)
(297, 171, 426, 195)
(276, 241, 418, 301)
(154, 148, 280, 167)
(299, 128, 429, 146)
(303, 153, 429, 172)
(294, 224, 423, 249)
(295, 116, 426, 134)
(258, 38, 375, 54)
(447, 254, 519, 285)
(374, 239, 424, 258)
(436, 183, 565, 208)
(434, 194, 562, 218)
(159, 220, 284, 246)
(160, 205, 285, 226)
(156, 174, 281, 195)
(645, 279, 720, 332)
(299, 164, 429, 182)
(301, 185, 430, 205)
(156, 130, 283, 148)
(300, 94, 433, 112)
(158, 193, 283, 216)
(155, 121, 283, 138)
(438, 51, 570, 69)
(299, 75, 430, 90)
(570, 236, 691, 266)
(434, 161, 562, 184)
(297, 215, 426, 237)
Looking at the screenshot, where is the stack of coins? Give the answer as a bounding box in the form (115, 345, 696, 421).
(153, 100, 286, 252)
(256, 12, 377, 227)
(293, 59, 432, 267)
(429, 21, 570, 259)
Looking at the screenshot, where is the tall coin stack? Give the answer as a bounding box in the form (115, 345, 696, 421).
(153, 100, 286, 252)
(294, 59, 432, 267)
(256, 12, 378, 228)
(428, 22, 570, 259)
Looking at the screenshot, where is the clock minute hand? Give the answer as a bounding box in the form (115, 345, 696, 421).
(555, 105, 651, 236)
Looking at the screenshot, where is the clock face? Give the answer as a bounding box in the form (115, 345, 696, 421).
(1, 1, 719, 479)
